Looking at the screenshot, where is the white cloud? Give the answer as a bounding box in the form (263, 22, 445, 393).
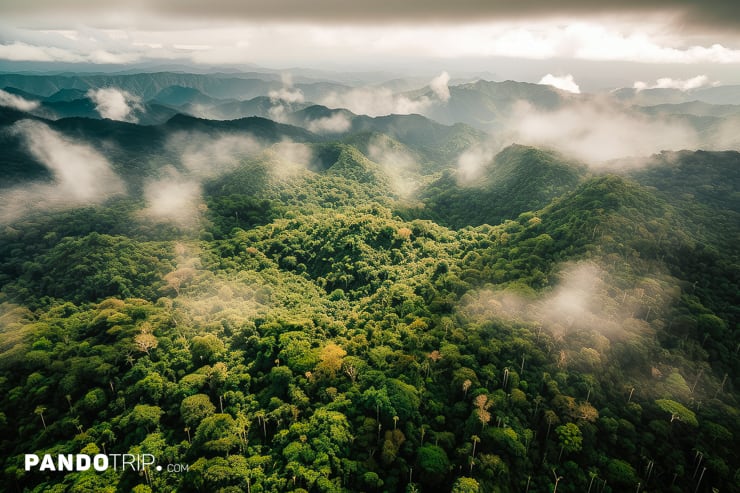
(267, 73, 305, 122)
(1, 120, 124, 223)
(317, 70, 490, 118)
(633, 75, 716, 91)
(461, 261, 676, 341)
(429, 71, 451, 101)
(268, 141, 314, 180)
(306, 112, 352, 134)
(88, 49, 139, 64)
(539, 73, 581, 94)
(0, 41, 84, 62)
(0, 89, 40, 112)
(87, 87, 143, 122)
(269, 74, 305, 104)
(167, 132, 263, 178)
(506, 100, 700, 163)
(141, 170, 203, 227)
(2, 17, 738, 69)
(366, 135, 419, 197)
(456, 145, 497, 184)
(319, 87, 432, 117)
(137, 132, 264, 227)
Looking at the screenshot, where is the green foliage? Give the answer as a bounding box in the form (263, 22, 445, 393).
(181, 394, 217, 427)
(655, 399, 699, 427)
(0, 123, 737, 493)
(451, 477, 481, 493)
(417, 445, 450, 477)
(555, 422, 583, 453)
(408, 145, 586, 228)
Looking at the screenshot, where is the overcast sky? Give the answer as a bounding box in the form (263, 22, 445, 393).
(1, 1, 739, 89)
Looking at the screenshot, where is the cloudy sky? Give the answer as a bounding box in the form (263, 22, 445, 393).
(1, 1, 739, 89)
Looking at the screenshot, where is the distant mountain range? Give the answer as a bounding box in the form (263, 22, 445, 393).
(2, 71, 740, 127)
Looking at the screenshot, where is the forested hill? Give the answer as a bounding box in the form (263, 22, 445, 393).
(0, 105, 738, 493)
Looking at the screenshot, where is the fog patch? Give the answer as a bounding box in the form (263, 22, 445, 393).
(461, 261, 678, 342)
(267, 141, 314, 180)
(319, 86, 431, 117)
(167, 132, 263, 179)
(633, 75, 717, 92)
(307, 112, 352, 134)
(709, 115, 740, 150)
(140, 168, 203, 228)
(429, 71, 451, 102)
(319, 71, 452, 117)
(0, 89, 40, 112)
(87, 87, 143, 122)
(141, 132, 266, 228)
(506, 100, 700, 163)
(456, 143, 499, 185)
(538, 74, 581, 94)
(268, 73, 305, 123)
(269, 73, 305, 104)
(366, 135, 419, 197)
(0, 120, 124, 224)
(163, 243, 270, 328)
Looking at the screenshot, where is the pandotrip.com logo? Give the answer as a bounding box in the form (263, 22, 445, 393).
(24, 454, 189, 473)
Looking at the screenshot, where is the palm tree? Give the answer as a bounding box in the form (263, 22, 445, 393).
(471, 435, 480, 459)
(35, 405, 47, 431)
(552, 469, 564, 493)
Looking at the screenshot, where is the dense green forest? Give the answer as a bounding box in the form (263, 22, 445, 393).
(0, 106, 738, 493)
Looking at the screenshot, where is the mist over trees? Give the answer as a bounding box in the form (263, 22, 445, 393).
(0, 72, 738, 493)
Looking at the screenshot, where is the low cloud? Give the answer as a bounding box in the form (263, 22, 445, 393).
(429, 71, 451, 101)
(456, 144, 498, 184)
(366, 135, 419, 197)
(268, 73, 305, 123)
(167, 132, 263, 179)
(1, 120, 124, 223)
(633, 75, 717, 91)
(319, 72, 453, 117)
(268, 141, 314, 179)
(140, 169, 203, 227)
(135, 132, 265, 228)
(461, 261, 677, 342)
(268, 86, 305, 104)
(506, 100, 700, 163)
(319, 87, 433, 117)
(269, 73, 305, 104)
(539, 73, 581, 94)
(0, 89, 40, 112)
(306, 112, 352, 134)
(87, 87, 143, 122)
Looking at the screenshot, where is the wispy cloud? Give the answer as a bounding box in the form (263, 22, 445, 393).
(168, 132, 263, 178)
(269, 74, 305, 104)
(268, 141, 314, 180)
(87, 87, 143, 122)
(429, 71, 451, 101)
(267, 73, 305, 122)
(539, 73, 580, 94)
(461, 261, 676, 341)
(318, 72, 452, 117)
(319, 86, 431, 117)
(1, 120, 124, 223)
(456, 144, 498, 184)
(0, 89, 40, 112)
(506, 99, 700, 163)
(306, 112, 352, 134)
(633, 75, 717, 91)
(366, 135, 419, 197)
(140, 169, 203, 228)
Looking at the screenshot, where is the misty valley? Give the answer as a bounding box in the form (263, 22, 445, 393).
(0, 71, 738, 493)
